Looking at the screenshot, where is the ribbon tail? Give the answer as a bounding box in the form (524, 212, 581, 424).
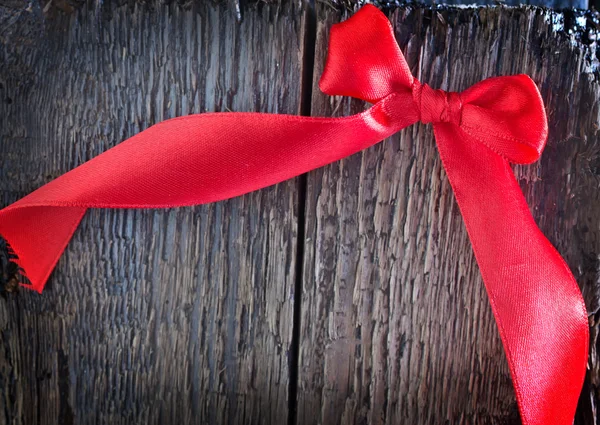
(433, 123, 588, 425)
(0, 206, 87, 293)
(0, 98, 414, 293)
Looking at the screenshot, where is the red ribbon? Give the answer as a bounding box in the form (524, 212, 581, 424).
(0, 5, 588, 423)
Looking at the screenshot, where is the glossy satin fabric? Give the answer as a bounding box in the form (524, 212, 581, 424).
(0, 5, 588, 424)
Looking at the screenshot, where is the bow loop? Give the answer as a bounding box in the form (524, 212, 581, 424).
(319, 5, 413, 103)
(460, 75, 548, 164)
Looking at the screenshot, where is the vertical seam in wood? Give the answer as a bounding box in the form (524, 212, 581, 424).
(288, 2, 316, 425)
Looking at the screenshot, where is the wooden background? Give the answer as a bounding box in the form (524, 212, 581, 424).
(1, 1, 600, 424)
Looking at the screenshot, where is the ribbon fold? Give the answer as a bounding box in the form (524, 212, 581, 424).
(0, 5, 588, 424)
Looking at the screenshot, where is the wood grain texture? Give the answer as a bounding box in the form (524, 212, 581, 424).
(0, 1, 305, 424)
(3, 2, 600, 425)
(298, 5, 600, 425)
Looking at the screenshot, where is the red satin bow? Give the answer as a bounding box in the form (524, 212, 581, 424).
(0, 5, 588, 424)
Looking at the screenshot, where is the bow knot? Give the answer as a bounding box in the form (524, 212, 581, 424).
(413, 81, 462, 125)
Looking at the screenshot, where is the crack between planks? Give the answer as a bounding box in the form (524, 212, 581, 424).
(288, 1, 316, 425)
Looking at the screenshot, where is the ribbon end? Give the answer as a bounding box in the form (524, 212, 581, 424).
(0, 205, 87, 294)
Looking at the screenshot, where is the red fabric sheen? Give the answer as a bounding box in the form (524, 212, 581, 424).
(0, 5, 588, 425)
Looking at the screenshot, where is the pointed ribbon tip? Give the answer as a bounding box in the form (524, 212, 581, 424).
(0, 4, 587, 425)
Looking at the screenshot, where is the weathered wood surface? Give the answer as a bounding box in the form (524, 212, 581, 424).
(2, 1, 600, 425)
(0, 1, 305, 424)
(299, 4, 600, 425)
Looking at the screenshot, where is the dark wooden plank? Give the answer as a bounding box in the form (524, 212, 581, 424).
(299, 5, 600, 425)
(0, 1, 306, 424)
